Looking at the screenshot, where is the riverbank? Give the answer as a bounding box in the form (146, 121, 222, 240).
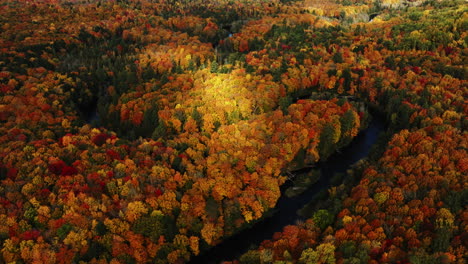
(189, 113, 385, 263)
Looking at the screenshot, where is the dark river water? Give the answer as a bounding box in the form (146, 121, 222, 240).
(188, 115, 386, 264)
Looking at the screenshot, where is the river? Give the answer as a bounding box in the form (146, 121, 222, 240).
(188, 114, 386, 264)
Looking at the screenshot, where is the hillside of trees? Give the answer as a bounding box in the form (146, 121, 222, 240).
(0, 0, 466, 263)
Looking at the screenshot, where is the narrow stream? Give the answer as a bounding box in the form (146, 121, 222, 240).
(189, 115, 386, 264)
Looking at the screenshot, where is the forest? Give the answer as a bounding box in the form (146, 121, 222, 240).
(0, 0, 466, 263)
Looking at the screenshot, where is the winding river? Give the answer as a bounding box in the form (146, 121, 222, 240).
(189, 114, 386, 264)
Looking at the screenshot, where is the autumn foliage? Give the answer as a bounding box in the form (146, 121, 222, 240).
(0, 0, 467, 263)
(228, 0, 468, 263)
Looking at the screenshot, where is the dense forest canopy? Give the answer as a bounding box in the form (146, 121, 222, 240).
(0, 0, 466, 263)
